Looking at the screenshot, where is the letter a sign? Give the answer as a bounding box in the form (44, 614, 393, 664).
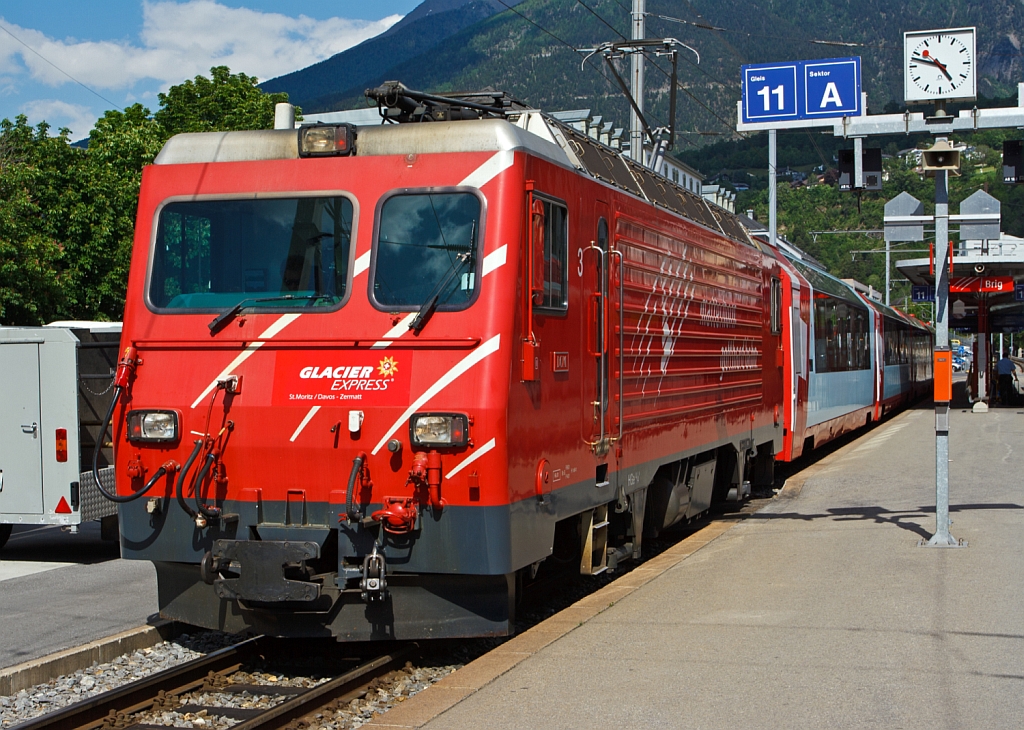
(804, 59, 860, 117)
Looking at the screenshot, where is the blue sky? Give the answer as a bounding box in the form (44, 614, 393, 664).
(0, 1, 422, 138)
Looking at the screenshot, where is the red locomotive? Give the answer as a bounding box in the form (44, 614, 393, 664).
(100, 84, 930, 640)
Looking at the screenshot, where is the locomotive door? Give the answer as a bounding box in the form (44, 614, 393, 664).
(582, 204, 617, 470)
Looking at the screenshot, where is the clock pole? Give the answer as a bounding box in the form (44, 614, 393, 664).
(928, 155, 957, 546)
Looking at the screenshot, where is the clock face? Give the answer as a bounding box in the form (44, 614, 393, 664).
(904, 28, 976, 102)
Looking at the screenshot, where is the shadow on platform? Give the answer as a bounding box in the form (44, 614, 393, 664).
(750, 502, 1024, 539)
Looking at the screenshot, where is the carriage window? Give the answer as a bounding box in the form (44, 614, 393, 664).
(537, 200, 569, 311)
(813, 293, 870, 373)
(150, 196, 352, 311)
(373, 192, 481, 309)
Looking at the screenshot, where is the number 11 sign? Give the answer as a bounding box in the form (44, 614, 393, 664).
(741, 57, 862, 127)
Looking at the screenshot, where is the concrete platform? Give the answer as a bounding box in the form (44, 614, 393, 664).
(371, 404, 1024, 728)
(0, 521, 158, 671)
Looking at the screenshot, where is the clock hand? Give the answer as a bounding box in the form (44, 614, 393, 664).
(915, 50, 953, 81)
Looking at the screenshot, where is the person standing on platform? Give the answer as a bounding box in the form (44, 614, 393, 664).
(997, 352, 1018, 406)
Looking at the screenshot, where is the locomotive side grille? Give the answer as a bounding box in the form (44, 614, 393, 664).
(614, 215, 766, 429)
(556, 122, 746, 245)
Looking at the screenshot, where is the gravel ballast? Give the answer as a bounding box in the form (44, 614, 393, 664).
(0, 632, 463, 730)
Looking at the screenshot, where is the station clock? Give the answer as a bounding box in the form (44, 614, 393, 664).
(904, 27, 976, 103)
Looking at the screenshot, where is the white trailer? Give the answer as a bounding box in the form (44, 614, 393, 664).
(0, 322, 121, 549)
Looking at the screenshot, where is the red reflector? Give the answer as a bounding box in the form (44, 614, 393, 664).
(55, 428, 68, 463)
(55, 496, 72, 514)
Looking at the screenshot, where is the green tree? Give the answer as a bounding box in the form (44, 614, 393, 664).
(0, 68, 289, 325)
(0, 117, 79, 323)
(155, 66, 289, 135)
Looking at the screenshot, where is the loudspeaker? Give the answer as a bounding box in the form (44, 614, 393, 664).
(921, 139, 961, 174)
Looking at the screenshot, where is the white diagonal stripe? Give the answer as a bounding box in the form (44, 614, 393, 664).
(191, 313, 301, 408)
(445, 438, 496, 479)
(354, 251, 371, 277)
(482, 245, 507, 276)
(371, 334, 501, 455)
(459, 150, 514, 188)
(289, 405, 320, 442)
(371, 313, 418, 349)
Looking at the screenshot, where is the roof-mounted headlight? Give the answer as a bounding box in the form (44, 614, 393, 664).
(298, 123, 356, 157)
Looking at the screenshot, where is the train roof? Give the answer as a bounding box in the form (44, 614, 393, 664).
(153, 118, 569, 170)
(154, 85, 753, 249)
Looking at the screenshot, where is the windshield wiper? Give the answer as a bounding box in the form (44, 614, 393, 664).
(208, 295, 323, 335)
(408, 252, 472, 335)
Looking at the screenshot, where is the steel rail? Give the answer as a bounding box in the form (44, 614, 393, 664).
(227, 647, 415, 730)
(12, 640, 414, 730)
(12, 638, 263, 730)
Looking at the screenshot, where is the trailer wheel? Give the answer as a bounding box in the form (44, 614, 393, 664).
(0, 524, 11, 550)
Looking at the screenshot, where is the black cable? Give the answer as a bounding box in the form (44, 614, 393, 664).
(574, 1, 737, 139)
(175, 440, 203, 519)
(491, 0, 628, 110)
(0, 21, 124, 111)
(346, 454, 366, 523)
(193, 452, 221, 519)
(493, 0, 582, 53)
(576, 0, 628, 41)
(91, 387, 167, 503)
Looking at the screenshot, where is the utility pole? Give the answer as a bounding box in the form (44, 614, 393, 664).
(629, 0, 645, 164)
(768, 129, 777, 249)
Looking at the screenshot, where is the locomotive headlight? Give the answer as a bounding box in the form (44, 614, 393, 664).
(298, 123, 356, 157)
(127, 410, 179, 442)
(410, 413, 469, 447)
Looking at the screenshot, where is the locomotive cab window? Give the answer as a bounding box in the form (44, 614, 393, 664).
(534, 198, 569, 312)
(149, 196, 353, 311)
(769, 277, 782, 335)
(372, 191, 482, 310)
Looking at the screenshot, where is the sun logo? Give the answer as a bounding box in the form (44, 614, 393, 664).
(377, 356, 398, 377)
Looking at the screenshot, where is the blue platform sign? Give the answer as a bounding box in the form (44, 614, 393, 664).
(741, 57, 861, 125)
(1016, 283, 1024, 301)
(912, 285, 936, 303)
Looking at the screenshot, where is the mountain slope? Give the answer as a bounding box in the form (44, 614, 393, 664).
(260, 0, 524, 111)
(268, 0, 1024, 146)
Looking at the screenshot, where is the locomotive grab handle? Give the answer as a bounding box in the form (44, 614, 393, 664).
(610, 247, 624, 447)
(586, 293, 604, 357)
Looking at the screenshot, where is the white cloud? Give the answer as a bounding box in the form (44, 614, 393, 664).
(0, 1, 401, 92)
(21, 99, 97, 139)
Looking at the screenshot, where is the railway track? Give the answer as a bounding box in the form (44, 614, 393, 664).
(12, 638, 415, 730)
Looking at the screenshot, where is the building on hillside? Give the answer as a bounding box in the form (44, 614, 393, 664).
(700, 184, 736, 213)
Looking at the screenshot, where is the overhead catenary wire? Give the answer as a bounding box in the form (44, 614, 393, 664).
(649, 11, 886, 50)
(574, 1, 741, 139)
(493, 0, 687, 143)
(490, 0, 645, 107)
(0, 20, 124, 113)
